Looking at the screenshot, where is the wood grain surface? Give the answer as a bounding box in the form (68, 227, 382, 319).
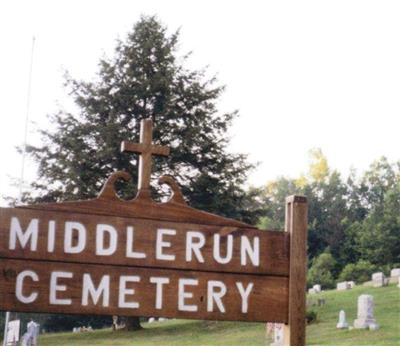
(0, 207, 289, 276)
(0, 259, 289, 323)
(283, 196, 308, 346)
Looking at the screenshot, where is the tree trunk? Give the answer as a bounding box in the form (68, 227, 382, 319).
(123, 316, 143, 331)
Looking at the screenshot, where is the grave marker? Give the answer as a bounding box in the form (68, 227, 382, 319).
(353, 294, 379, 330)
(336, 310, 348, 329)
(372, 272, 387, 288)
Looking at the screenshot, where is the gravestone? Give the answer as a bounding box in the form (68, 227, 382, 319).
(265, 322, 274, 338)
(270, 323, 284, 346)
(390, 268, 400, 277)
(353, 294, 379, 330)
(308, 288, 316, 294)
(337, 282, 349, 291)
(112, 315, 118, 331)
(336, 310, 348, 329)
(6, 320, 20, 346)
(148, 317, 156, 323)
(21, 320, 39, 346)
(390, 268, 400, 284)
(372, 272, 386, 287)
(347, 281, 355, 289)
(313, 284, 321, 293)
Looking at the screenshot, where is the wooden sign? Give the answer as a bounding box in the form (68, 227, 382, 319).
(0, 119, 308, 345)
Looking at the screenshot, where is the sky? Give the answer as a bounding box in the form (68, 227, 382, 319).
(0, 0, 399, 205)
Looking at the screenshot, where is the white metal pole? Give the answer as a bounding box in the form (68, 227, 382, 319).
(3, 35, 36, 346)
(3, 311, 10, 346)
(19, 36, 36, 201)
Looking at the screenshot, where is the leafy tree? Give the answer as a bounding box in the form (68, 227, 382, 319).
(359, 157, 398, 210)
(308, 148, 329, 182)
(357, 181, 400, 265)
(338, 260, 377, 284)
(23, 16, 262, 331)
(307, 252, 336, 289)
(260, 177, 299, 230)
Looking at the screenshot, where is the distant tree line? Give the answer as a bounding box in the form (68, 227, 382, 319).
(258, 149, 400, 288)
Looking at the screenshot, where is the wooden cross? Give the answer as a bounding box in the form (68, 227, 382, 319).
(121, 119, 170, 192)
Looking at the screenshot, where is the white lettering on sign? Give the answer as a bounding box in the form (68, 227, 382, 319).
(64, 222, 86, 254)
(16, 270, 39, 304)
(47, 220, 56, 252)
(50, 271, 73, 305)
(96, 224, 117, 256)
(241, 236, 260, 266)
(9, 217, 38, 251)
(126, 226, 146, 259)
(178, 278, 198, 312)
(82, 274, 110, 307)
(118, 276, 140, 308)
(213, 234, 233, 264)
(236, 282, 254, 313)
(13, 269, 258, 316)
(150, 276, 170, 309)
(6, 216, 263, 270)
(207, 280, 227, 313)
(186, 231, 205, 263)
(156, 228, 176, 261)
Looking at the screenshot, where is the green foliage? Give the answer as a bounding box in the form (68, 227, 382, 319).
(338, 260, 377, 284)
(356, 182, 400, 265)
(305, 310, 318, 325)
(308, 148, 329, 182)
(260, 153, 400, 277)
(24, 15, 262, 224)
(307, 252, 336, 289)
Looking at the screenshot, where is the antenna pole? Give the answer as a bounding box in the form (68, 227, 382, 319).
(3, 35, 36, 346)
(19, 36, 35, 201)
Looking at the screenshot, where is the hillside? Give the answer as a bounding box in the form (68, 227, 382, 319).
(34, 284, 399, 345)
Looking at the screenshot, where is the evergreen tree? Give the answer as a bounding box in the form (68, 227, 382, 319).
(25, 16, 261, 224)
(23, 16, 263, 331)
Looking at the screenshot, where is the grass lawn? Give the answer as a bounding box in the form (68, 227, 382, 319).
(37, 284, 399, 346)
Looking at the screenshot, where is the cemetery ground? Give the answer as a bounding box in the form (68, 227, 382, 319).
(33, 283, 399, 346)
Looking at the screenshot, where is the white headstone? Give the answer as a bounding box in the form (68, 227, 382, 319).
(336, 310, 349, 329)
(313, 284, 322, 293)
(390, 268, 400, 277)
(158, 317, 167, 322)
(372, 272, 385, 287)
(337, 281, 349, 290)
(347, 281, 355, 288)
(22, 320, 39, 346)
(353, 294, 379, 330)
(308, 288, 316, 294)
(148, 317, 155, 323)
(270, 323, 284, 346)
(7, 320, 20, 344)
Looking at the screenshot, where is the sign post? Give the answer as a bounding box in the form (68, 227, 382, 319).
(284, 196, 308, 346)
(0, 119, 307, 345)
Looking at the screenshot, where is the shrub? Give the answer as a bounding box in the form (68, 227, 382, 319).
(306, 310, 318, 324)
(338, 260, 377, 284)
(307, 252, 336, 289)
